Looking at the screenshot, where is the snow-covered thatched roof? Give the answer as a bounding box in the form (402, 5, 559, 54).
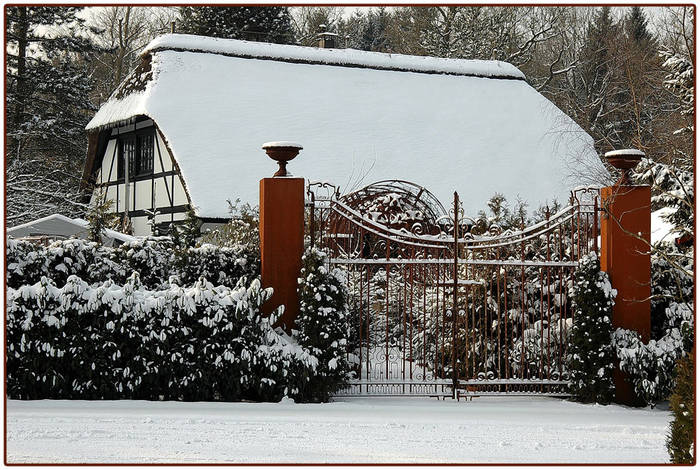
(86, 34, 607, 218)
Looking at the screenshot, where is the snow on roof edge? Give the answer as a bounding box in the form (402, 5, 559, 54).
(142, 34, 526, 80)
(72, 218, 137, 243)
(86, 88, 150, 131)
(8, 214, 136, 243)
(8, 213, 77, 231)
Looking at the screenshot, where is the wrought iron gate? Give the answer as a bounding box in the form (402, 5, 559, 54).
(307, 182, 600, 397)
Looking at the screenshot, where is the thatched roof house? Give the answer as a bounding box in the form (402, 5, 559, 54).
(85, 34, 606, 236)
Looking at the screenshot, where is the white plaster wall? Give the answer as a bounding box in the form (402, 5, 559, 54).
(154, 178, 173, 208)
(134, 180, 153, 211)
(155, 133, 172, 172)
(131, 216, 150, 236)
(104, 186, 118, 212)
(116, 183, 126, 213)
(172, 178, 189, 207)
(101, 139, 118, 183)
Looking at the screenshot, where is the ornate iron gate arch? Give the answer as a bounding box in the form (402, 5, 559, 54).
(307, 181, 600, 398)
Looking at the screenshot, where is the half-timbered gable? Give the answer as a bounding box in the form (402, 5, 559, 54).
(85, 34, 607, 237)
(87, 118, 191, 235)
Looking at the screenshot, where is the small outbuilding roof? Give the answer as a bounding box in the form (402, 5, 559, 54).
(87, 34, 607, 218)
(7, 214, 136, 247)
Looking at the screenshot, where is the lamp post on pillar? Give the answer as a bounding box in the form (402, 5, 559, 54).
(259, 141, 305, 332)
(600, 148, 651, 406)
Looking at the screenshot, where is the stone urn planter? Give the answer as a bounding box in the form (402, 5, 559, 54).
(262, 141, 303, 177)
(605, 149, 645, 185)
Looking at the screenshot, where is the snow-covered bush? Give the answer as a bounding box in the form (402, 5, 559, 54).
(293, 248, 352, 402)
(6, 238, 125, 289)
(651, 245, 694, 342)
(6, 274, 316, 402)
(200, 200, 260, 276)
(510, 317, 571, 379)
(667, 352, 695, 464)
(612, 296, 692, 406)
(633, 157, 694, 340)
(612, 327, 685, 406)
(178, 243, 258, 289)
(116, 237, 179, 288)
(567, 253, 616, 404)
(7, 236, 258, 291)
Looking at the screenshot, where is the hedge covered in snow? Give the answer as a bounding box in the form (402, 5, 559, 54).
(6, 237, 356, 403)
(612, 296, 692, 406)
(612, 327, 685, 406)
(6, 273, 317, 401)
(7, 237, 258, 290)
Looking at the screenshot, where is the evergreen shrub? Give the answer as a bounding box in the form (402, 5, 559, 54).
(293, 248, 352, 402)
(6, 274, 317, 401)
(667, 352, 695, 464)
(567, 253, 616, 404)
(610, 241, 693, 407)
(6, 237, 258, 291)
(612, 324, 687, 406)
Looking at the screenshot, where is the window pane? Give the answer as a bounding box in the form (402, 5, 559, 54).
(118, 138, 134, 179)
(138, 134, 154, 175)
(121, 137, 136, 178)
(117, 146, 124, 179)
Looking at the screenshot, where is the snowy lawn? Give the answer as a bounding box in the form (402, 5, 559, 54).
(6, 396, 670, 464)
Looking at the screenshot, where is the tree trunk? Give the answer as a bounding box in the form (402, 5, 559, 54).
(13, 6, 28, 130)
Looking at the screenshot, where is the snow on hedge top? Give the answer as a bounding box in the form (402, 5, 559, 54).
(142, 34, 526, 80)
(86, 34, 605, 218)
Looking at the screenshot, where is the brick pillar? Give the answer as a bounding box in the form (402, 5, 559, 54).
(259, 142, 304, 331)
(599, 149, 651, 406)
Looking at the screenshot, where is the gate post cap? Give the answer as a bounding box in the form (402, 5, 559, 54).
(604, 149, 645, 171)
(262, 142, 303, 177)
(605, 149, 644, 185)
(262, 141, 303, 150)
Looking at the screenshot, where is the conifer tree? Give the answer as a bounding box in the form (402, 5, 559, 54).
(86, 192, 118, 244)
(567, 253, 616, 404)
(292, 7, 343, 47)
(660, 34, 695, 150)
(627, 6, 654, 47)
(178, 207, 203, 248)
(360, 8, 390, 52)
(577, 7, 626, 152)
(294, 248, 352, 402)
(177, 6, 294, 44)
(6, 7, 102, 225)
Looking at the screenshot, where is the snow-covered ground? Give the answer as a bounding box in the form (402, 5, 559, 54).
(6, 397, 670, 464)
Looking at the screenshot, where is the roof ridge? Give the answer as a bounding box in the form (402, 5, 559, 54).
(142, 34, 526, 81)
